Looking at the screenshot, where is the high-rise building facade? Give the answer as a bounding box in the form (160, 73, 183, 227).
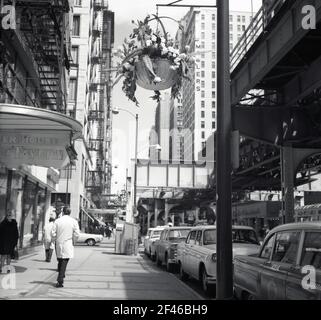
(177, 8, 253, 161)
(53, 0, 114, 230)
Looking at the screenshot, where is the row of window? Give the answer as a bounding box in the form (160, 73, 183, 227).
(196, 71, 216, 78)
(200, 91, 216, 99)
(201, 111, 216, 118)
(200, 13, 248, 24)
(201, 101, 216, 108)
(201, 121, 216, 129)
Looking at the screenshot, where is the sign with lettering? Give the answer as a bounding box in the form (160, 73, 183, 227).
(0, 130, 70, 169)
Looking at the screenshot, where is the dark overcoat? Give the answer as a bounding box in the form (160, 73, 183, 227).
(0, 218, 19, 255)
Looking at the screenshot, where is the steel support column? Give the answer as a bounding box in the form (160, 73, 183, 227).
(216, 0, 233, 300)
(147, 211, 151, 230)
(164, 200, 169, 225)
(281, 146, 295, 223)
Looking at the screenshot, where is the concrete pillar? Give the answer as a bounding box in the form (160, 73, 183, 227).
(147, 211, 151, 230)
(281, 146, 295, 224)
(171, 214, 175, 226)
(154, 200, 159, 227)
(164, 200, 169, 225)
(180, 212, 184, 225)
(195, 207, 200, 224)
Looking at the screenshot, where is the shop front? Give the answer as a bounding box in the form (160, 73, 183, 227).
(0, 103, 82, 251)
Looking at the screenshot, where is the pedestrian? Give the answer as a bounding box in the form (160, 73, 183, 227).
(0, 209, 19, 273)
(43, 217, 55, 262)
(51, 206, 80, 288)
(105, 225, 111, 239)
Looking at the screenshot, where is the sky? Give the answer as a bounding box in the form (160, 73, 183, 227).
(109, 0, 262, 194)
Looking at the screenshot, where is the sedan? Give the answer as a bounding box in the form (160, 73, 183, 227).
(76, 233, 104, 246)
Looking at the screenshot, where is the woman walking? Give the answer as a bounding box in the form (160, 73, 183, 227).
(0, 209, 19, 273)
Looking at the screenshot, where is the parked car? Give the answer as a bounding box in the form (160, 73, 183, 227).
(144, 226, 165, 259)
(76, 233, 103, 246)
(154, 227, 192, 272)
(234, 222, 321, 300)
(144, 227, 157, 255)
(177, 225, 260, 296)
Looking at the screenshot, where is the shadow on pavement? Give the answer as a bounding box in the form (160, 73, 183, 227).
(1, 266, 28, 273)
(38, 268, 57, 272)
(29, 281, 56, 286)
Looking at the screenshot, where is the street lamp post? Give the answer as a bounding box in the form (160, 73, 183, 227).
(112, 107, 138, 223)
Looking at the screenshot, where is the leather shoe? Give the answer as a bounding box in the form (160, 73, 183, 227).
(55, 282, 63, 288)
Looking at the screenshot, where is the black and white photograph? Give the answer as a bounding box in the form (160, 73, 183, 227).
(0, 0, 321, 306)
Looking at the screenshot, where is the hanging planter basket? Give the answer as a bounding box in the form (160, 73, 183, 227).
(113, 14, 194, 106)
(135, 58, 179, 91)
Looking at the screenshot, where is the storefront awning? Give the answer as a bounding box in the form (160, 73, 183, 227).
(81, 208, 95, 222)
(0, 103, 83, 169)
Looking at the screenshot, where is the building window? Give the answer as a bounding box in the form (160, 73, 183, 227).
(202, 142, 206, 157)
(201, 52, 205, 59)
(201, 71, 205, 77)
(230, 24, 233, 30)
(201, 32, 205, 39)
(196, 72, 200, 77)
(212, 111, 216, 118)
(71, 46, 79, 64)
(201, 14, 205, 20)
(242, 25, 246, 31)
(74, 0, 81, 5)
(237, 15, 241, 23)
(201, 121, 205, 129)
(212, 33, 215, 40)
(242, 16, 246, 23)
(201, 111, 205, 118)
(237, 25, 241, 32)
(201, 80, 205, 88)
(68, 78, 77, 101)
(60, 165, 73, 179)
(72, 15, 80, 36)
(230, 33, 233, 41)
(212, 14, 215, 21)
(212, 81, 215, 88)
(212, 52, 216, 59)
(201, 101, 205, 108)
(212, 91, 216, 99)
(201, 22, 205, 29)
(212, 71, 215, 78)
(201, 42, 205, 49)
(201, 131, 205, 139)
(212, 101, 216, 108)
(212, 61, 215, 69)
(201, 61, 205, 68)
(212, 121, 216, 129)
(229, 15, 233, 22)
(201, 91, 205, 98)
(230, 43, 233, 51)
(212, 23, 215, 30)
(212, 42, 215, 50)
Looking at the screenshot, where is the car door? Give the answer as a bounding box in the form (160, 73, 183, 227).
(189, 230, 203, 279)
(184, 230, 197, 275)
(259, 230, 301, 300)
(286, 230, 321, 299)
(157, 230, 166, 261)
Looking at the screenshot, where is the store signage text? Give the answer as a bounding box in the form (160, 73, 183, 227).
(1, 4, 16, 30)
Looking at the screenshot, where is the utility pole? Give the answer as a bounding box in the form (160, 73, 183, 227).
(216, 0, 233, 300)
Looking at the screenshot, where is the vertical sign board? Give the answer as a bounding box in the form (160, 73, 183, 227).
(0, 130, 70, 169)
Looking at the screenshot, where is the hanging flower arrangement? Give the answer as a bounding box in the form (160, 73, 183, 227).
(113, 15, 195, 106)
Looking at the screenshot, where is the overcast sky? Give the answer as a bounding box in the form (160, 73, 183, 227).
(109, 0, 262, 193)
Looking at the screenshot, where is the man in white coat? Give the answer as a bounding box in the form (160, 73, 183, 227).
(51, 206, 80, 288)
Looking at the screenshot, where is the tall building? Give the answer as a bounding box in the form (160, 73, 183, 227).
(52, 0, 114, 231)
(0, 0, 80, 250)
(149, 91, 171, 162)
(169, 97, 184, 162)
(177, 8, 253, 161)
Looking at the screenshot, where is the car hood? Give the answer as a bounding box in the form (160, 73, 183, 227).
(204, 243, 260, 256)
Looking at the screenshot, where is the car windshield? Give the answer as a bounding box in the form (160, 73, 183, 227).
(151, 230, 162, 238)
(203, 230, 217, 245)
(232, 229, 259, 245)
(168, 229, 190, 240)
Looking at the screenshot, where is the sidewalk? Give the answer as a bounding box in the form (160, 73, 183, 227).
(0, 239, 203, 300)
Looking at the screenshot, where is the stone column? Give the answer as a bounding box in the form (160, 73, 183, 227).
(164, 200, 169, 225)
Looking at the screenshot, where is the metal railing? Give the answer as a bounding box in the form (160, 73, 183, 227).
(230, 0, 287, 72)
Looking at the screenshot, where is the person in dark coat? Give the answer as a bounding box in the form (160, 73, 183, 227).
(0, 209, 19, 273)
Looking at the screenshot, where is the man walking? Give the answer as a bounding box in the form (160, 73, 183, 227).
(51, 206, 80, 288)
(43, 217, 55, 262)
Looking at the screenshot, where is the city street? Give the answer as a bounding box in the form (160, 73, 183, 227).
(0, 239, 204, 300)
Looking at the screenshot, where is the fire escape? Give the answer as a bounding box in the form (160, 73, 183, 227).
(14, 0, 71, 113)
(86, 0, 114, 207)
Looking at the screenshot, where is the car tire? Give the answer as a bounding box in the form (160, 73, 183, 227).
(201, 266, 215, 297)
(86, 239, 96, 246)
(243, 291, 254, 300)
(179, 262, 188, 281)
(151, 251, 156, 261)
(156, 254, 162, 266)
